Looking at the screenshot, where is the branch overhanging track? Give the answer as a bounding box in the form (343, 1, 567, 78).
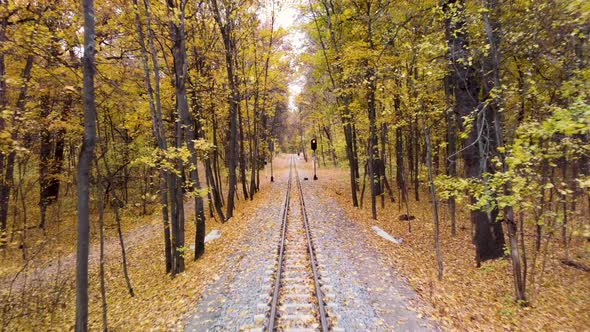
(267, 156, 329, 332)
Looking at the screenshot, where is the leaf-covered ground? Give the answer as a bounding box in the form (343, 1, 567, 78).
(298, 159, 441, 331)
(1, 161, 289, 330)
(2, 156, 588, 331)
(184, 155, 440, 331)
(184, 162, 287, 331)
(305, 161, 590, 331)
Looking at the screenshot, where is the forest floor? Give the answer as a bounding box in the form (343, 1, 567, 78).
(0, 161, 283, 330)
(309, 159, 590, 331)
(1, 155, 589, 331)
(184, 155, 439, 331)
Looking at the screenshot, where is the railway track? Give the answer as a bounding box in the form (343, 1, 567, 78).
(254, 156, 338, 332)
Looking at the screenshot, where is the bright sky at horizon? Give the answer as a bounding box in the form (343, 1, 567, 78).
(273, 0, 307, 112)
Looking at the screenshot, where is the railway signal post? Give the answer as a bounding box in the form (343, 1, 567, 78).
(311, 138, 318, 180)
(269, 140, 274, 182)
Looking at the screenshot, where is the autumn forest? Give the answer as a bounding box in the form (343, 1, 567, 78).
(0, 0, 589, 331)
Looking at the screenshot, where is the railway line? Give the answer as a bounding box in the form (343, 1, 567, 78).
(254, 156, 339, 332)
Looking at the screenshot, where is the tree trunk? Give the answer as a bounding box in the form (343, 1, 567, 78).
(248, 48, 260, 200)
(238, 103, 249, 200)
(299, 113, 308, 162)
(39, 99, 53, 230)
(135, 0, 173, 272)
(0, 1, 7, 242)
(360, 162, 367, 209)
(413, 116, 420, 202)
(0, 52, 34, 242)
(380, 122, 387, 208)
(444, 75, 457, 236)
(367, 67, 378, 220)
(394, 92, 408, 209)
(444, 0, 505, 264)
(253, 6, 275, 196)
(39, 93, 67, 218)
(167, 0, 204, 262)
(353, 124, 360, 185)
(407, 121, 414, 196)
(95, 159, 108, 332)
(318, 123, 326, 167)
(344, 110, 358, 206)
(95, 135, 135, 297)
(211, 0, 238, 219)
(75, 0, 97, 328)
(425, 126, 443, 281)
(212, 112, 224, 205)
(323, 125, 338, 167)
(192, 95, 225, 223)
(249, 107, 259, 199)
(482, 0, 525, 301)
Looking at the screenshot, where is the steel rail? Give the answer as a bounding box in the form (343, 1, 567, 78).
(294, 160, 329, 332)
(267, 157, 292, 332)
(268, 156, 329, 332)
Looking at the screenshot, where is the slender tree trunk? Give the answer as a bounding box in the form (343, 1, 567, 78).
(110, 188, 134, 296)
(482, 0, 525, 301)
(238, 104, 249, 200)
(172, 135, 185, 274)
(96, 101, 136, 297)
(413, 116, 420, 201)
(211, 0, 238, 219)
(380, 123, 387, 208)
(248, 46, 260, 199)
(249, 105, 259, 199)
(0, 0, 7, 240)
(39, 100, 53, 230)
(96, 144, 135, 297)
(367, 67, 378, 220)
(345, 113, 358, 206)
(167, 0, 204, 262)
(212, 112, 224, 205)
(206, 171, 214, 218)
(360, 162, 367, 209)
(535, 143, 549, 252)
(407, 122, 414, 196)
(168, 167, 179, 274)
(16, 157, 28, 259)
(353, 124, 360, 184)
(318, 123, 326, 167)
(425, 126, 443, 281)
(1, 51, 34, 242)
(135, 0, 173, 272)
(193, 99, 225, 223)
(38, 93, 67, 222)
(95, 159, 108, 332)
(205, 158, 225, 222)
(444, 75, 457, 236)
(75, 0, 97, 328)
(253, 4, 275, 197)
(561, 147, 568, 251)
(394, 92, 408, 212)
(519, 211, 527, 292)
(323, 125, 338, 167)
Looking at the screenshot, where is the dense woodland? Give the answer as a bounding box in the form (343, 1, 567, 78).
(0, 0, 588, 330)
(295, 0, 589, 301)
(1, 0, 290, 328)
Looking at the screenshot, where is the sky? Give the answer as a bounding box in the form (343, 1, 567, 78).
(273, 0, 307, 112)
